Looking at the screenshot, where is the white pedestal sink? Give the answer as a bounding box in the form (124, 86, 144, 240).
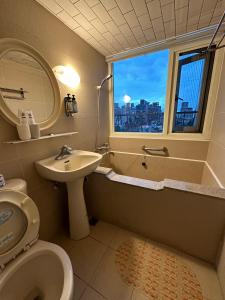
(35, 150, 102, 240)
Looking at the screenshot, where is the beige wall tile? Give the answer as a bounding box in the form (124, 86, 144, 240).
(206, 49, 225, 189)
(0, 159, 24, 179)
(201, 164, 220, 188)
(206, 142, 225, 187)
(211, 112, 225, 149)
(109, 137, 209, 160)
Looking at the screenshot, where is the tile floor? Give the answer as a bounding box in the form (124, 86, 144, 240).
(53, 221, 223, 300)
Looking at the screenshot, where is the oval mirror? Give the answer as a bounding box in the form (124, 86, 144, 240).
(0, 39, 61, 130)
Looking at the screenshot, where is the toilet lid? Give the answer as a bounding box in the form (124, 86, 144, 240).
(0, 190, 40, 269)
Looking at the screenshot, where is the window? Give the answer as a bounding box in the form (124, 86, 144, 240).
(111, 43, 217, 138)
(113, 49, 169, 133)
(172, 47, 215, 133)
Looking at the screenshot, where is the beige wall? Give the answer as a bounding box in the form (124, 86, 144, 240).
(205, 48, 225, 296)
(0, 0, 107, 240)
(109, 137, 209, 160)
(204, 48, 225, 188)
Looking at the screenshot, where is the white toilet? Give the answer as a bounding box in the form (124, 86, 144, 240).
(0, 179, 74, 300)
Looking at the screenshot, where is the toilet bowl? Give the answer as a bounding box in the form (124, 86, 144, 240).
(0, 189, 74, 300)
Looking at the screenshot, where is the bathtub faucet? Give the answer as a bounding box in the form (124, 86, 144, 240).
(96, 143, 110, 153)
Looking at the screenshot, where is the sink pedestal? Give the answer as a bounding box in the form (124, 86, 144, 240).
(66, 178, 90, 240)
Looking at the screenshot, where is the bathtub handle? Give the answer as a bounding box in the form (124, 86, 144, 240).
(142, 145, 168, 154)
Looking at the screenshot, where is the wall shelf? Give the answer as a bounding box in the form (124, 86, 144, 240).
(3, 131, 78, 144)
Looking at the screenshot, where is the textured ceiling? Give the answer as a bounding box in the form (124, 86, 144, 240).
(35, 0, 225, 57)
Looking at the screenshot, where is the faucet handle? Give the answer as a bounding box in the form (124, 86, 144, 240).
(67, 145, 72, 151)
(64, 145, 72, 153)
(62, 144, 71, 149)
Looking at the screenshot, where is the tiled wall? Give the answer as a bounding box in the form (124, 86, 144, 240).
(205, 46, 225, 295)
(109, 137, 209, 160)
(205, 48, 225, 188)
(0, 0, 107, 240)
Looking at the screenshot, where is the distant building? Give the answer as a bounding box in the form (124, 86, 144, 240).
(114, 98, 164, 133)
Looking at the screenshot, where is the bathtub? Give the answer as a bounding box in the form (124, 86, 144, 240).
(85, 150, 225, 265)
(100, 150, 206, 185)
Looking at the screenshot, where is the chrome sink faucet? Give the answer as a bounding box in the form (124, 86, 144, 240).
(55, 145, 72, 160)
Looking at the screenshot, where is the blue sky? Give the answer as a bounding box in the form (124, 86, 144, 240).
(113, 49, 169, 110)
(177, 57, 204, 112)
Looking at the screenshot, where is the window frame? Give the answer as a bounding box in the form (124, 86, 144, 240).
(172, 46, 215, 134)
(109, 39, 224, 141)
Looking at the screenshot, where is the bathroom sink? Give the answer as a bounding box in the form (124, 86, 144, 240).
(35, 150, 102, 182)
(35, 150, 102, 240)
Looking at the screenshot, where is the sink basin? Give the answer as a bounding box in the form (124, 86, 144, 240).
(35, 150, 102, 240)
(35, 150, 102, 182)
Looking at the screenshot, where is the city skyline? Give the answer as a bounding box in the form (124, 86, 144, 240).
(114, 97, 196, 133)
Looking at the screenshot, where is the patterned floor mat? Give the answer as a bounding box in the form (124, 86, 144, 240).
(115, 238, 204, 300)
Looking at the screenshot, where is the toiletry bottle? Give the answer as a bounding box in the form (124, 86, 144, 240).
(27, 110, 35, 125)
(72, 95, 78, 115)
(0, 174, 6, 188)
(27, 110, 40, 139)
(17, 112, 31, 140)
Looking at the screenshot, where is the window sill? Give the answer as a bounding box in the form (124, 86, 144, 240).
(109, 132, 210, 142)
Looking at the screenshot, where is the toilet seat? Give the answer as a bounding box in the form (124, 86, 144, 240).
(0, 189, 40, 270)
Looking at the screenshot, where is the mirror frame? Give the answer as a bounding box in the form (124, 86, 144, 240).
(0, 38, 61, 130)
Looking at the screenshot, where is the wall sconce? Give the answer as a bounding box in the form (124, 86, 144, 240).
(64, 94, 78, 117)
(53, 65, 80, 88)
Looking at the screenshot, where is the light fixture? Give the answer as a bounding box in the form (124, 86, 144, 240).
(53, 65, 80, 88)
